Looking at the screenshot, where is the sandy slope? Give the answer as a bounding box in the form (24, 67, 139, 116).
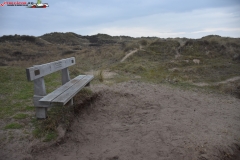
(32, 81, 240, 160)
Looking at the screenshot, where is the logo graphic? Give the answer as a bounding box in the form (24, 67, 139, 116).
(0, 1, 27, 6)
(27, 0, 49, 8)
(0, 0, 49, 8)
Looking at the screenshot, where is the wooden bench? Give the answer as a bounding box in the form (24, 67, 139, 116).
(26, 57, 94, 119)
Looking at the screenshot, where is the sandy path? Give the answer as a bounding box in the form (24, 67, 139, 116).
(193, 76, 240, 87)
(33, 81, 240, 160)
(120, 49, 139, 62)
(121, 45, 144, 62)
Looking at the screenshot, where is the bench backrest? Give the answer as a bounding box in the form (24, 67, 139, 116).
(26, 57, 75, 81)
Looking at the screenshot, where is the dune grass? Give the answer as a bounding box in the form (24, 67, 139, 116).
(0, 65, 95, 141)
(4, 123, 23, 129)
(0, 33, 239, 143)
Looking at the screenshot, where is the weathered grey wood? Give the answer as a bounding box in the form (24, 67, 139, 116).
(26, 57, 75, 81)
(70, 97, 74, 105)
(33, 77, 49, 118)
(39, 75, 85, 103)
(61, 68, 70, 85)
(61, 68, 73, 105)
(52, 75, 94, 105)
(33, 95, 51, 107)
(33, 77, 46, 96)
(36, 107, 47, 119)
(26, 57, 94, 119)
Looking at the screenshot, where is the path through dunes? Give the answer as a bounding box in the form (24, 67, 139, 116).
(32, 81, 240, 160)
(120, 45, 143, 62)
(120, 49, 139, 62)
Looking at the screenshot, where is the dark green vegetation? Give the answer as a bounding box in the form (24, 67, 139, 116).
(0, 33, 239, 142)
(4, 123, 23, 129)
(0, 67, 34, 119)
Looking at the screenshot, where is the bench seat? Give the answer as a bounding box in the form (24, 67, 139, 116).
(39, 75, 94, 105)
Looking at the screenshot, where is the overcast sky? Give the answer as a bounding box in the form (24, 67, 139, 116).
(0, 0, 240, 38)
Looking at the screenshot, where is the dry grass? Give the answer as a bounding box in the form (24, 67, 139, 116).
(98, 70, 104, 82)
(0, 33, 239, 160)
(0, 33, 239, 88)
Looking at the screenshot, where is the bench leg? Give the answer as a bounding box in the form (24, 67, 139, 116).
(33, 78, 48, 119)
(86, 82, 90, 87)
(36, 107, 47, 119)
(65, 98, 74, 107)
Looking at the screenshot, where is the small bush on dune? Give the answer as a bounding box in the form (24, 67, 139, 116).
(98, 70, 104, 82)
(62, 50, 76, 55)
(216, 80, 240, 98)
(234, 86, 240, 98)
(139, 39, 148, 46)
(124, 43, 139, 52)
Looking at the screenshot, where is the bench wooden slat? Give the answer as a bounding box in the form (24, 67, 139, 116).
(26, 57, 75, 81)
(39, 75, 85, 103)
(52, 75, 94, 105)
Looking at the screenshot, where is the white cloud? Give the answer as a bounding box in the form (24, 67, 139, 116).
(81, 6, 240, 38)
(0, 1, 240, 38)
(92, 27, 186, 38)
(192, 28, 240, 33)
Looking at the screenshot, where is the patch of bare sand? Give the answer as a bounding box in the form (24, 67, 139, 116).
(32, 81, 240, 160)
(85, 70, 118, 79)
(193, 76, 240, 87)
